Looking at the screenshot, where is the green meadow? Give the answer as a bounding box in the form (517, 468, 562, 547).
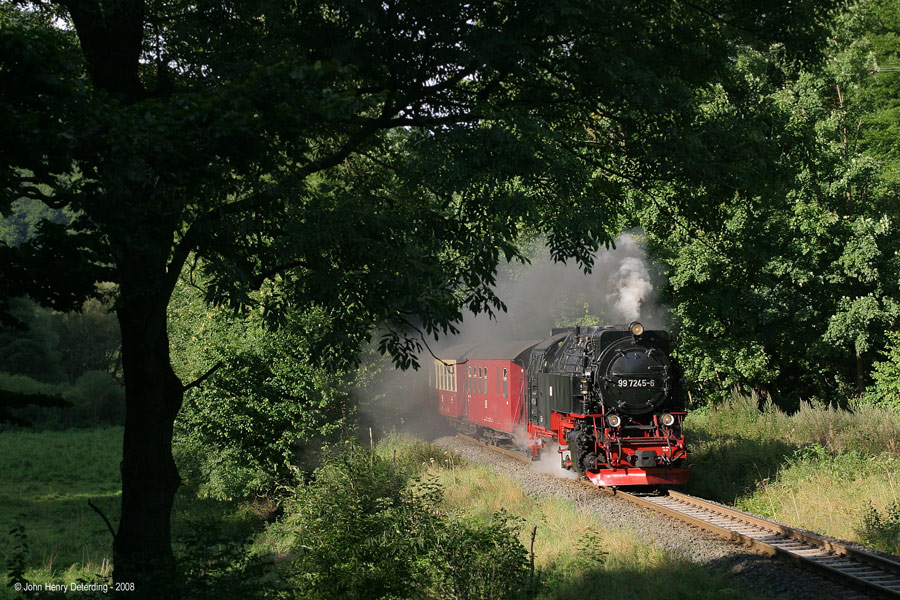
(5, 405, 900, 599)
(1, 428, 122, 582)
(0, 427, 258, 597)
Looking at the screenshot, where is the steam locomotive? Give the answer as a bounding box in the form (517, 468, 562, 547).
(434, 322, 690, 487)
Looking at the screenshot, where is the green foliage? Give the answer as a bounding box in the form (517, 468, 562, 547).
(171, 276, 354, 500)
(857, 501, 900, 554)
(175, 515, 285, 600)
(0, 298, 64, 383)
(0, 426, 273, 597)
(0, 0, 837, 369)
(51, 296, 120, 385)
(0, 0, 842, 587)
(0, 198, 72, 249)
(0, 371, 123, 429)
(5, 523, 28, 589)
(62, 371, 124, 425)
(640, 0, 900, 406)
(0, 293, 121, 427)
(379, 434, 465, 471)
(686, 393, 900, 547)
(277, 442, 529, 600)
(864, 331, 900, 409)
(685, 392, 900, 502)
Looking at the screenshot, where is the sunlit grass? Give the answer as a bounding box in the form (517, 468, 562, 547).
(685, 393, 900, 551)
(433, 461, 764, 599)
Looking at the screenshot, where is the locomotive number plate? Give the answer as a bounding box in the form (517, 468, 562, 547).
(615, 378, 657, 388)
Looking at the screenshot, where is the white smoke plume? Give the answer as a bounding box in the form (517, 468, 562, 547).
(609, 256, 654, 323)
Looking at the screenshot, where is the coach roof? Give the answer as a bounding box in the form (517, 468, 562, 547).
(465, 340, 540, 362)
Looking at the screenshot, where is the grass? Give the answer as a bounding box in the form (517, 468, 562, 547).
(685, 393, 900, 552)
(0, 427, 261, 598)
(251, 435, 766, 599)
(380, 436, 766, 600)
(0, 427, 123, 584)
(14, 420, 893, 599)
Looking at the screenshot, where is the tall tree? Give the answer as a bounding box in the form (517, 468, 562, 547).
(0, 0, 833, 593)
(638, 0, 900, 404)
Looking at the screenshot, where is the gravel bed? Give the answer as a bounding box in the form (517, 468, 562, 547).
(435, 435, 872, 600)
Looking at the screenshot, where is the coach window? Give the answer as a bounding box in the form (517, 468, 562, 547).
(502, 367, 508, 398)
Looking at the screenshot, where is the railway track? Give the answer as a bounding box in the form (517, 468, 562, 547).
(455, 434, 900, 598)
(625, 490, 900, 599)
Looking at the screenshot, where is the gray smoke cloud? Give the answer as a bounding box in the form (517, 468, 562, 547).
(442, 229, 666, 347)
(354, 229, 668, 440)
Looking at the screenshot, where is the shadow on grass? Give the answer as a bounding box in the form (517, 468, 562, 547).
(684, 432, 799, 505)
(1, 486, 262, 579)
(536, 553, 778, 600)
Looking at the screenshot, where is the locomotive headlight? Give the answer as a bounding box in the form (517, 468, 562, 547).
(660, 413, 676, 427)
(629, 321, 644, 336)
(606, 414, 622, 428)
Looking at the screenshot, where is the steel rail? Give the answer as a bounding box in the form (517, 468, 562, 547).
(620, 490, 900, 599)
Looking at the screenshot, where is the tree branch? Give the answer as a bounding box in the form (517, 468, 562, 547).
(87, 499, 116, 542)
(182, 361, 224, 393)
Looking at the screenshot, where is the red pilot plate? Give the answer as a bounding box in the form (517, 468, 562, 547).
(585, 467, 691, 487)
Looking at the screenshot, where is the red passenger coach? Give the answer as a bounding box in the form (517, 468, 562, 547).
(461, 342, 535, 439)
(434, 343, 478, 420)
(436, 341, 535, 444)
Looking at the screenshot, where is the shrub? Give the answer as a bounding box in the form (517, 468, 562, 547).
(65, 371, 125, 425)
(857, 502, 900, 555)
(864, 332, 900, 411)
(278, 442, 529, 600)
(170, 284, 355, 501)
(0, 371, 124, 429)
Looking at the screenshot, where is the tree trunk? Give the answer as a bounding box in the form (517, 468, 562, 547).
(113, 284, 184, 597)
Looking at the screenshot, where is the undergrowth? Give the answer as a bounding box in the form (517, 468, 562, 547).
(3, 428, 769, 599)
(857, 502, 900, 555)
